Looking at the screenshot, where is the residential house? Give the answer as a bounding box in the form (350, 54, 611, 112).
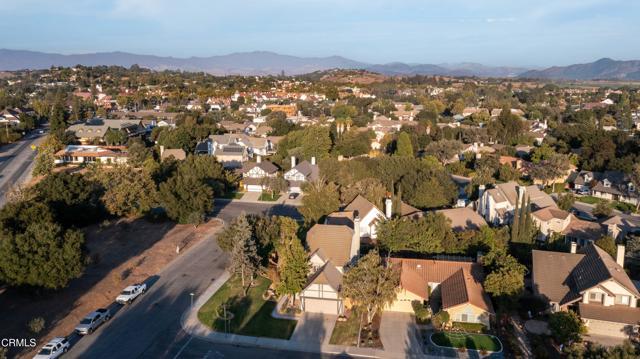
(299, 223, 360, 315)
(54, 145, 128, 165)
(283, 156, 319, 193)
(532, 244, 640, 339)
(387, 258, 494, 328)
(239, 157, 279, 192)
(197, 133, 277, 168)
(343, 195, 387, 240)
(531, 207, 603, 245)
(67, 118, 145, 144)
(603, 214, 640, 241)
(437, 207, 488, 232)
(569, 170, 639, 206)
(477, 182, 557, 225)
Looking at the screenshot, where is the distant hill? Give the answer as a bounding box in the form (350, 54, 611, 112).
(519, 58, 640, 80)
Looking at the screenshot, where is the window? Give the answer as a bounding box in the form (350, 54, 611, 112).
(460, 314, 468, 322)
(616, 295, 631, 305)
(589, 292, 602, 303)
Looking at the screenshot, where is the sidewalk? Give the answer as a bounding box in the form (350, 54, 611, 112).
(180, 274, 437, 359)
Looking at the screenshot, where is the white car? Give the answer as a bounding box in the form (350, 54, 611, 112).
(116, 283, 147, 304)
(33, 337, 69, 359)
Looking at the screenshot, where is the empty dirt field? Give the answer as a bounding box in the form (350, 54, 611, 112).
(0, 217, 222, 358)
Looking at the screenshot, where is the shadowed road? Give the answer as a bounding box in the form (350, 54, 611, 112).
(0, 129, 46, 207)
(64, 201, 303, 359)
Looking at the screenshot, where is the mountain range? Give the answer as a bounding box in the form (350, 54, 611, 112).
(1, 49, 639, 80)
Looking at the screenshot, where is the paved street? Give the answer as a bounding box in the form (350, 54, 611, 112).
(0, 129, 46, 207)
(64, 201, 301, 359)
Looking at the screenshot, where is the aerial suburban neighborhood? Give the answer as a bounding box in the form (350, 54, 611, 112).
(1, 2, 640, 359)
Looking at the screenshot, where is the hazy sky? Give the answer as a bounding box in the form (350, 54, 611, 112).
(0, 0, 638, 67)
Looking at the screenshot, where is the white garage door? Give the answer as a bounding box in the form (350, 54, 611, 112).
(586, 319, 629, 338)
(304, 298, 340, 315)
(246, 185, 263, 192)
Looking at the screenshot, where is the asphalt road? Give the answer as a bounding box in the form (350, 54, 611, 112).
(0, 129, 46, 207)
(64, 201, 303, 359)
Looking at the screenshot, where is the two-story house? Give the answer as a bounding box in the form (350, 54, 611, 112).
(531, 207, 603, 245)
(283, 156, 319, 193)
(533, 243, 640, 339)
(569, 170, 639, 206)
(239, 157, 279, 192)
(477, 181, 557, 225)
(299, 222, 360, 315)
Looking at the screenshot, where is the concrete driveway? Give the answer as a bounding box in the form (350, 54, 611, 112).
(290, 313, 337, 344)
(379, 312, 423, 356)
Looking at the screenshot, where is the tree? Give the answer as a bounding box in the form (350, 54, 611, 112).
(528, 154, 571, 188)
(548, 311, 586, 345)
(217, 213, 253, 252)
(229, 223, 261, 296)
(340, 178, 387, 209)
(104, 129, 127, 145)
(35, 172, 104, 226)
(159, 174, 213, 224)
(99, 167, 157, 217)
(423, 140, 463, 165)
(592, 200, 613, 218)
(299, 179, 340, 225)
(342, 250, 399, 324)
(596, 235, 617, 258)
(32, 135, 63, 177)
(127, 139, 152, 167)
(631, 163, 640, 211)
(377, 213, 454, 254)
(432, 310, 450, 330)
(482, 249, 526, 299)
(400, 169, 457, 209)
(261, 175, 288, 199)
(276, 234, 309, 307)
(0, 201, 84, 289)
(394, 132, 413, 157)
(557, 193, 575, 211)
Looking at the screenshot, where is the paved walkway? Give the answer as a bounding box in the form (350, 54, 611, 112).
(181, 275, 441, 358)
(510, 315, 533, 358)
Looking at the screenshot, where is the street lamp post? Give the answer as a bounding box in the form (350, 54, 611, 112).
(190, 292, 194, 308)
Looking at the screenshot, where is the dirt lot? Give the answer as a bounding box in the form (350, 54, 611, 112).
(0, 217, 221, 358)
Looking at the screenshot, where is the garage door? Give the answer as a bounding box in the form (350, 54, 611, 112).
(304, 298, 340, 315)
(246, 185, 263, 192)
(585, 319, 629, 338)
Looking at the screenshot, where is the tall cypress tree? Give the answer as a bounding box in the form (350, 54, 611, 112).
(522, 198, 533, 244)
(511, 193, 520, 241)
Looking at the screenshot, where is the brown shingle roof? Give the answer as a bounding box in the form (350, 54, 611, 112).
(306, 224, 354, 266)
(440, 268, 494, 313)
(531, 207, 570, 222)
(344, 194, 379, 218)
(437, 207, 487, 232)
(306, 261, 343, 292)
(325, 211, 355, 228)
(241, 161, 278, 174)
(579, 303, 640, 325)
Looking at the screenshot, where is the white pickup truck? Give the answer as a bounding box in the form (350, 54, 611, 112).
(116, 283, 147, 304)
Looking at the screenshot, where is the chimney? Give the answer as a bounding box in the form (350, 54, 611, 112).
(350, 214, 361, 261)
(290, 156, 296, 168)
(570, 241, 577, 254)
(256, 155, 262, 163)
(616, 245, 625, 267)
(517, 185, 526, 203)
(478, 184, 486, 199)
(160, 145, 165, 157)
(311, 156, 316, 166)
(385, 197, 393, 219)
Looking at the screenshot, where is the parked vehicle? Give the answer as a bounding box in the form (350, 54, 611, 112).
(33, 337, 69, 359)
(288, 193, 299, 199)
(75, 308, 111, 335)
(576, 188, 590, 195)
(116, 283, 147, 304)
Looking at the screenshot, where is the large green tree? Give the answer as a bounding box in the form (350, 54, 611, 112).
(377, 213, 454, 254)
(299, 179, 340, 225)
(159, 174, 213, 224)
(548, 311, 586, 345)
(342, 250, 399, 324)
(394, 132, 414, 157)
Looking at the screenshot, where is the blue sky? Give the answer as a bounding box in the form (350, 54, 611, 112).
(0, 0, 638, 67)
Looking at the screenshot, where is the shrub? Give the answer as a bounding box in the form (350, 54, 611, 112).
(432, 310, 450, 329)
(452, 321, 486, 333)
(28, 317, 45, 334)
(411, 300, 430, 323)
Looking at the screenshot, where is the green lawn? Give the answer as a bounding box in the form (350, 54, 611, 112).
(431, 331, 502, 352)
(330, 313, 361, 346)
(258, 192, 280, 201)
(577, 196, 637, 213)
(197, 276, 296, 339)
(578, 195, 602, 204)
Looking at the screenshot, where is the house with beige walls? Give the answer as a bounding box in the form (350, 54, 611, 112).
(532, 243, 640, 339)
(386, 258, 494, 328)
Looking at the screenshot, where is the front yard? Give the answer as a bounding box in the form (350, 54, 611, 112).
(197, 275, 297, 339)
(431, 331, 502, 352)
(258, 192, 281, 201)
(329, 310, 383, 349)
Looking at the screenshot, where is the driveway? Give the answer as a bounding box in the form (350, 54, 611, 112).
(379, 312, 423, 356)
(290, 313, 337, 344)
